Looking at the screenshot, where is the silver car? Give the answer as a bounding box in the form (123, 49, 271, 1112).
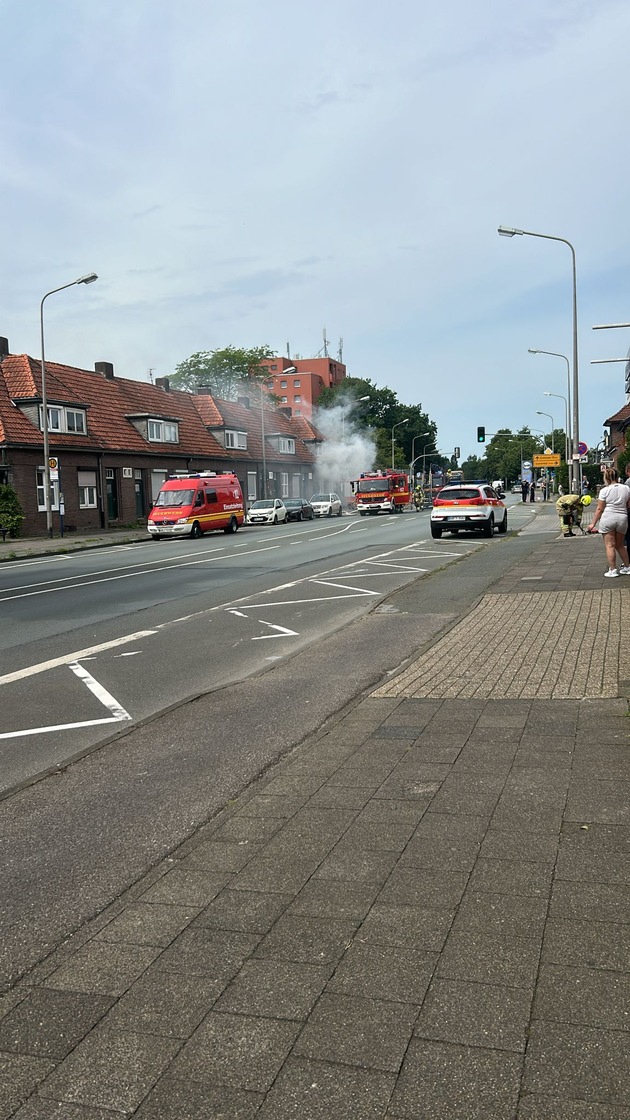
(310, 492, 343, 517)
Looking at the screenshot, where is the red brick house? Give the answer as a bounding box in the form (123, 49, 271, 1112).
(260, 356, 346, 420)
(604, 402, 630, 465)
(0, 339, 322, 537)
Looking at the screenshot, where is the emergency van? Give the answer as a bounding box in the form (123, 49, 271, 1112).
(147, 472, 244, 539)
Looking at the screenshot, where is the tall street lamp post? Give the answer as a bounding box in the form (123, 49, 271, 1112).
(40, 273, 98, 537)
(391, 418, 409, 469)
(528, 349, 572, 490)
(536, 411, 555, 454)
(260, 364, 295, 499)
(544, 391, 569, 467)
(499, 226, 580, 487)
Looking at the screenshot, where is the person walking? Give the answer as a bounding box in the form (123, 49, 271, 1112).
(529, 478, 536, 503)
(521, 479, 529, 503)
(587, 467, 630, 577)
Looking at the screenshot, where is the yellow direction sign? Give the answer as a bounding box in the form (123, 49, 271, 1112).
(533, 453, 561, 467)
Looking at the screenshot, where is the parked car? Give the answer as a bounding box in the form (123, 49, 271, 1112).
(430, 484, 508, 538)
(246, 498, 288, 525)
(511, 483, 522, 494)
(284, 497, 315, 521)
(310, 492, 343, 517)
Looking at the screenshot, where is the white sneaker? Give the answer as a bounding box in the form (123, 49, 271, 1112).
(604, 569, 619, 578)
(619, 566, 630, 575)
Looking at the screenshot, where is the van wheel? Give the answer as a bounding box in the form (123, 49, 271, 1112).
(223, 516, 238, 534)
(190, 522, 202, 539)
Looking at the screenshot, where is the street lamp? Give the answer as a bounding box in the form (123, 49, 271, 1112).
(544, 391, 569, 468)
(260, 364, 296, 499)
(499, 226, 580, 487)
(40, 273, 98, 537)
(528, 349, 572, 489)
(536, 411, 555, 454)
(391, 418, 409, 469)
(342, 395, 370, 439)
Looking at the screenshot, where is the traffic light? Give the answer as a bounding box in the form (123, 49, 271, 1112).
(477, 426, 485, 443)
(454, 447, 460, 459)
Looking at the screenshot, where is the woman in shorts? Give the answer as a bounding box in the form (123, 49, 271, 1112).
(587, 467, 630, 577)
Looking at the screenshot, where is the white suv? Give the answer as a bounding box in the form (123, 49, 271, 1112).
(430, 484, 507, 538)
(310, 492, 343, 517)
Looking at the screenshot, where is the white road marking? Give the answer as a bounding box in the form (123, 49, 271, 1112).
(311, 579, 380, 595)
(0, 661, 132, 740)
(226, 609, 249, 617)
(69, 661, 132, 721)
(252, 621, 299, 640)
(0, 629, 158, 685)
(0, 545, 227, 594)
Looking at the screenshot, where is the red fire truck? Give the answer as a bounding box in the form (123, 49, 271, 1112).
(350, 469, 411, 515)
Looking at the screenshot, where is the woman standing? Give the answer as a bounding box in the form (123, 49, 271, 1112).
(587, 467, 630, 577)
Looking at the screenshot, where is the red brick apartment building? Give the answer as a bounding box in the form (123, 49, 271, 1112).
(0, 338, 323, 537)
(261, 356, 346, 419)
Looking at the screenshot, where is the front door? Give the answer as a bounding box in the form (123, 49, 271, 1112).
(106, 470, 119, 520)
(134, 472, 145, 518)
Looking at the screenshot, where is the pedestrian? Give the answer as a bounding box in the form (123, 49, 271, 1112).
(581, 478, 589, 496)
(529, 478, 536, 503)
(587, 467, 630, 577)
(625, 463, 630, 556)
(521, 479, 529, 503)
(558, 484, 564, 497)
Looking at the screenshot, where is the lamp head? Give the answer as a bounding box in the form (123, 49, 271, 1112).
(498, 225, 523, 237)
(358, 395, 370, 402)
(77, 273, 98, 285)
(284, 365, 297, 374)
(528, 348, 540, 354)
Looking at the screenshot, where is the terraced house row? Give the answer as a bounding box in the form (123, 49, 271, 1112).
(0, 338, 324, 537)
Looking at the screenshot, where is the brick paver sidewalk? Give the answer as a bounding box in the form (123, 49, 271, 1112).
(1, 531, 629, 1118)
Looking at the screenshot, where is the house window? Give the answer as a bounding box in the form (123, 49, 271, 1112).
(39, 405, 87, 434)
(294, 395, 301, 403)
(275, 437, 295, 454)
(281, 472, 289, 497)
(270, 364, 277, 370)
(147, 419, 179, 443)
(295, 409, 301, 416)
(66, 410, 86, 434)
(293, 380, 300, 388)
(225, 430, 248, 450)
(78, 469, 97, 508)
(36, 468, 60, 512)
(281, 396, 288, 404)
(280, 381, 287, 389)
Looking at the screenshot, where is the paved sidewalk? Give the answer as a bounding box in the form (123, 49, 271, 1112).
(0, 527, 149, 562)
(1, 529, 629, 1118)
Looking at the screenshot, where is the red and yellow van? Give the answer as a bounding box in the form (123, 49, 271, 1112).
(148, 472, 244, 539)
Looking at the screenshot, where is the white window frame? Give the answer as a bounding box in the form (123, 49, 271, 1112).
(281, 472, 289, 497)
(277, 437, 295, 454)
(78, 469, 98, 509)
(39, 405, 87, 434)
(225, 430, 248, 450)
(147, 419, 179, 443)
(66, 409, 86, 434)
(36, 468, 60, 512)
(293, 379, 301, 388)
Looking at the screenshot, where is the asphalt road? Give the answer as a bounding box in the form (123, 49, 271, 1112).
(0, 502, 526, 792)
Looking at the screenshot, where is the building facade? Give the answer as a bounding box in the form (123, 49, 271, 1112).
(260, 356, 346, 419)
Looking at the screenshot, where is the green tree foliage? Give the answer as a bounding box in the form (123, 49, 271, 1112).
(170, 345, 275, 398)
(0, 484, 25, 538)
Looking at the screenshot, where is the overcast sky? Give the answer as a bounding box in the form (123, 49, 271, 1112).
(2, 0, 628, 460)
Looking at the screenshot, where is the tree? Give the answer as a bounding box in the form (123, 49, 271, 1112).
(0, 484, 25, 538)
(170, 345, 275, 398)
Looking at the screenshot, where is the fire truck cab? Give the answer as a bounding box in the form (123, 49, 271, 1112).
(350, 469, 410, 515)
(148, 471, 244, 539)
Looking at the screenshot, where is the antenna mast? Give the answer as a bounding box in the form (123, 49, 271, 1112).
(338, 337, 343, 363)
(322, 327, 329, 358)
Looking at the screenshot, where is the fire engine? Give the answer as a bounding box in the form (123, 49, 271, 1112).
(350, 469, 411, 515)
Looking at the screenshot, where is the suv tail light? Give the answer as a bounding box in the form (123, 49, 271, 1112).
(468, 497, 485, 505)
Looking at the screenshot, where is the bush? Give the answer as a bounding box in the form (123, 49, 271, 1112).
(0, 484, 25, 538)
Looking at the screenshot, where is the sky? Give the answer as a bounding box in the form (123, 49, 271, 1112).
(1, 0, 629, 462)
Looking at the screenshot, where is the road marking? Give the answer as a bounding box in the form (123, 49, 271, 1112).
(69, 662, 132, 721)
(252, 621, 299, 640)
(0, 661, 131, 740)
(0, 630, 158, 685)
(312, 579, 380, 595)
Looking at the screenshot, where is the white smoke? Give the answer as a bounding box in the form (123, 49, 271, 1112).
(312, 402, 377, 500)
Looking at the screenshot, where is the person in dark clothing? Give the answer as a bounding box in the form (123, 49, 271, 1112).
(521, 480, 529, 502)
(529, 478, 536, 503)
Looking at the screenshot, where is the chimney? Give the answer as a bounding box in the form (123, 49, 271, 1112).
(0, 338, 9, 360)
(95, 361, 115, 380)
(237, 395, 250, 409)
(156, 376, 170, 392)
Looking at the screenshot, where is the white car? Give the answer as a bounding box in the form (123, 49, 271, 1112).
(246, 498, 288, 525)
(430, 483, 507, 538)
(310, 492, 343, 517)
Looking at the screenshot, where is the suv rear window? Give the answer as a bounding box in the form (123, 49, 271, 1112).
(438, 488, 481, 501)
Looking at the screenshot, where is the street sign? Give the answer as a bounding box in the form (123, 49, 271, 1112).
(577, 441, 588, 456)
(533, 454, 561, 467)
(48, 457, 58, 470)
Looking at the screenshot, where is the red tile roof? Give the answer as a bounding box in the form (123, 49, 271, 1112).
(604, 402, 630, 426)
(193, 394, 317, 465)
